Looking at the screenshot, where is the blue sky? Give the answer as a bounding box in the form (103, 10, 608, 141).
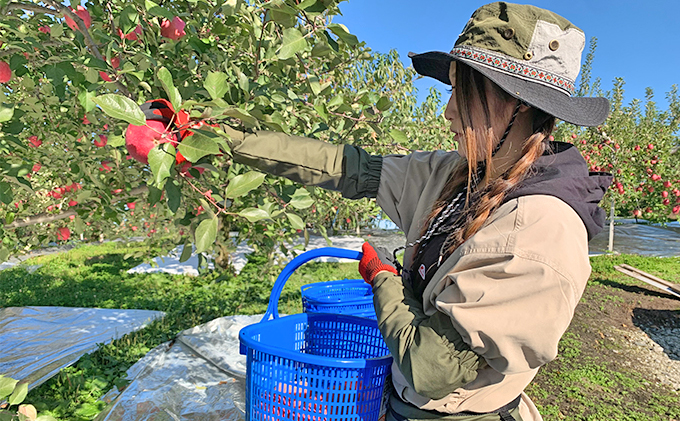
(334, 0, 679, 111)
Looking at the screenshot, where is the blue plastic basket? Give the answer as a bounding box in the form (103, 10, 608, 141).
(239, 248, 393, 421)
(301, 279, 375, 319)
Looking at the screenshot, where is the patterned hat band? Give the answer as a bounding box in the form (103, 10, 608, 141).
(450, 45, 575, 96)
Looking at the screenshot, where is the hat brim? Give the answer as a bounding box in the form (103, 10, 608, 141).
(408, 51, 609, 127)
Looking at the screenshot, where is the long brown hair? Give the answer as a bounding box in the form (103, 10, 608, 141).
(422, 64, 555, 256)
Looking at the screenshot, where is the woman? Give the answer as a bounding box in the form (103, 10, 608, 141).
(222, 2, 612, 420)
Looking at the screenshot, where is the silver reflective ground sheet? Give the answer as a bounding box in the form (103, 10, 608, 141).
(95, 315, 263, 421)
(0, 306, 165, 391)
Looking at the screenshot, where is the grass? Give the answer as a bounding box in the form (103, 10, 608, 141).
(1, 244, 679, 420)
(0, 241, 359, 420)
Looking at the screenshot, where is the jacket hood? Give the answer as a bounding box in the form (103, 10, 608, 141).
(504, 142, 613, 241)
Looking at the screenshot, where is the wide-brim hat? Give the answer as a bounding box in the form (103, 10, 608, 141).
(409, 2, 609, 127)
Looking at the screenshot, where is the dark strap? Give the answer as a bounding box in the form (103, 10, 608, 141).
(389, 395, 521, 421)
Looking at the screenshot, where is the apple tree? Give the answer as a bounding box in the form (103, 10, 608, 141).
(0, 0, 449, 267)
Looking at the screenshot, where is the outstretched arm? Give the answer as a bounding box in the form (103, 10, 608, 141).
(222, 126, 382, 199)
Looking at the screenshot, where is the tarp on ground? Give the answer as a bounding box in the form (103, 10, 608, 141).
(0, 307, 164, 391)
(126, 235, 367, 276)
(95, 315, 262, 421)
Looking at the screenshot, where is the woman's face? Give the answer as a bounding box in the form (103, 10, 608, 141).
(444, 62, 515, 160)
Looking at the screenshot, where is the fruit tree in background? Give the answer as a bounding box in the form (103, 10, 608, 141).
(0, 0, 448, 268)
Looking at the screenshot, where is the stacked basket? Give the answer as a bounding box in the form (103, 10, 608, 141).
(239, 248, 392, 421)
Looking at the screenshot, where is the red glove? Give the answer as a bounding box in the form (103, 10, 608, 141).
(359, 242, 399, 285)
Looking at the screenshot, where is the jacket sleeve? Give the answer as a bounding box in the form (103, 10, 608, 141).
(377, 151, 460, 236)
(222, 126, 382, 199)
(371, 271, 482, 400)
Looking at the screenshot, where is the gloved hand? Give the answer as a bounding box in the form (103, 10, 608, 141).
(358, 242, 399, 286)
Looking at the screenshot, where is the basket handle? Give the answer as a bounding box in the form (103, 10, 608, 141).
(262, 247, 363, 321)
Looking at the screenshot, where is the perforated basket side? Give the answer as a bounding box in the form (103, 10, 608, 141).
(240, 313, 392, 421)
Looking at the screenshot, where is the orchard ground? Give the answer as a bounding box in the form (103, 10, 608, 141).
(0, 241, 678, 421)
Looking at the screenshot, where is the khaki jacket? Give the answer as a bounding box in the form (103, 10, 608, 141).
(227, 129, 595, 421)
(376, 151, 591, 420)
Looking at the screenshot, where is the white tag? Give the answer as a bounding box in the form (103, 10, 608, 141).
(418, 264, 426, 279)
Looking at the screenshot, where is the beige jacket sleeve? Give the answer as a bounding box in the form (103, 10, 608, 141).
(424, 195, 592, 375)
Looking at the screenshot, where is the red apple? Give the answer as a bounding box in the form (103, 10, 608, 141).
(118, 24, 142, 41)
(633, 209, 642, 217)
(28, 135, 42, 147)
(663, 181, 672, 188)
(634, 145, 641, 151)
(673, 206, 680, 215)
(160, 17, 186, 40)
(64, 6, 91, 32)
(651, 174, 662, 181)
(663, 199, 670, 206)
(127, 202, 136, 210)
(99, 71, 113, 82)
(0, 61, 11, 83)
(125, 119, 179, 164)
(100, 161, 113, 172)
(32, 163, 41, 172)
(94, 134, 108, 147)
(662, 191, 669, 198)
(647, 144, 654, 150)
(38, 26, 50, 34)
(68, 199, 78, 207)
(57, 227, 71, 241)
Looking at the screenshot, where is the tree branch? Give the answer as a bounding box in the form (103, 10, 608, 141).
(4, 186, 149, 229)
(6, 2, 57, 15)
(43, 0, 102, 60)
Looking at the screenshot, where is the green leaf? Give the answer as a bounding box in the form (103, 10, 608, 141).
(78, 90, 96, 113)
(92, 94, 146, 126)
(289, 188, 314, 209)
(204, 71, 229, 100)
(178, 132, 220, 163)
(389, 129, 408, 143)
(119, 5, 140, 34)
(8, 382, 27, 405)
(148, 185, 163, 205)
(148, 144, 175, 189)
(223, 108, 259, 127)
(0, 248, 9, 264)
(278, 28, 308, 60)
(165, 181, 181, 213)
(179, 241, 193, 263)
(225, 171, 266, 198)
(0, 103, 14, 123)
(0, 182, 13, 205)
(0, 376, 18, 399)
(194, 217, 217, 254)
(50, 22, 63, 38)
(376, 96, 393, 112)
(286, 212, 305, 230)
(108, 134, 125, 148)
(74, 216, 85, 235)
(237, 71, 249, 93)
(144, 0, 174, 19)
(238, 207, 270, 222)
(328, 23, 359, 46)
(296, 0, 317, 10)
(157, 68, 182, 111)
